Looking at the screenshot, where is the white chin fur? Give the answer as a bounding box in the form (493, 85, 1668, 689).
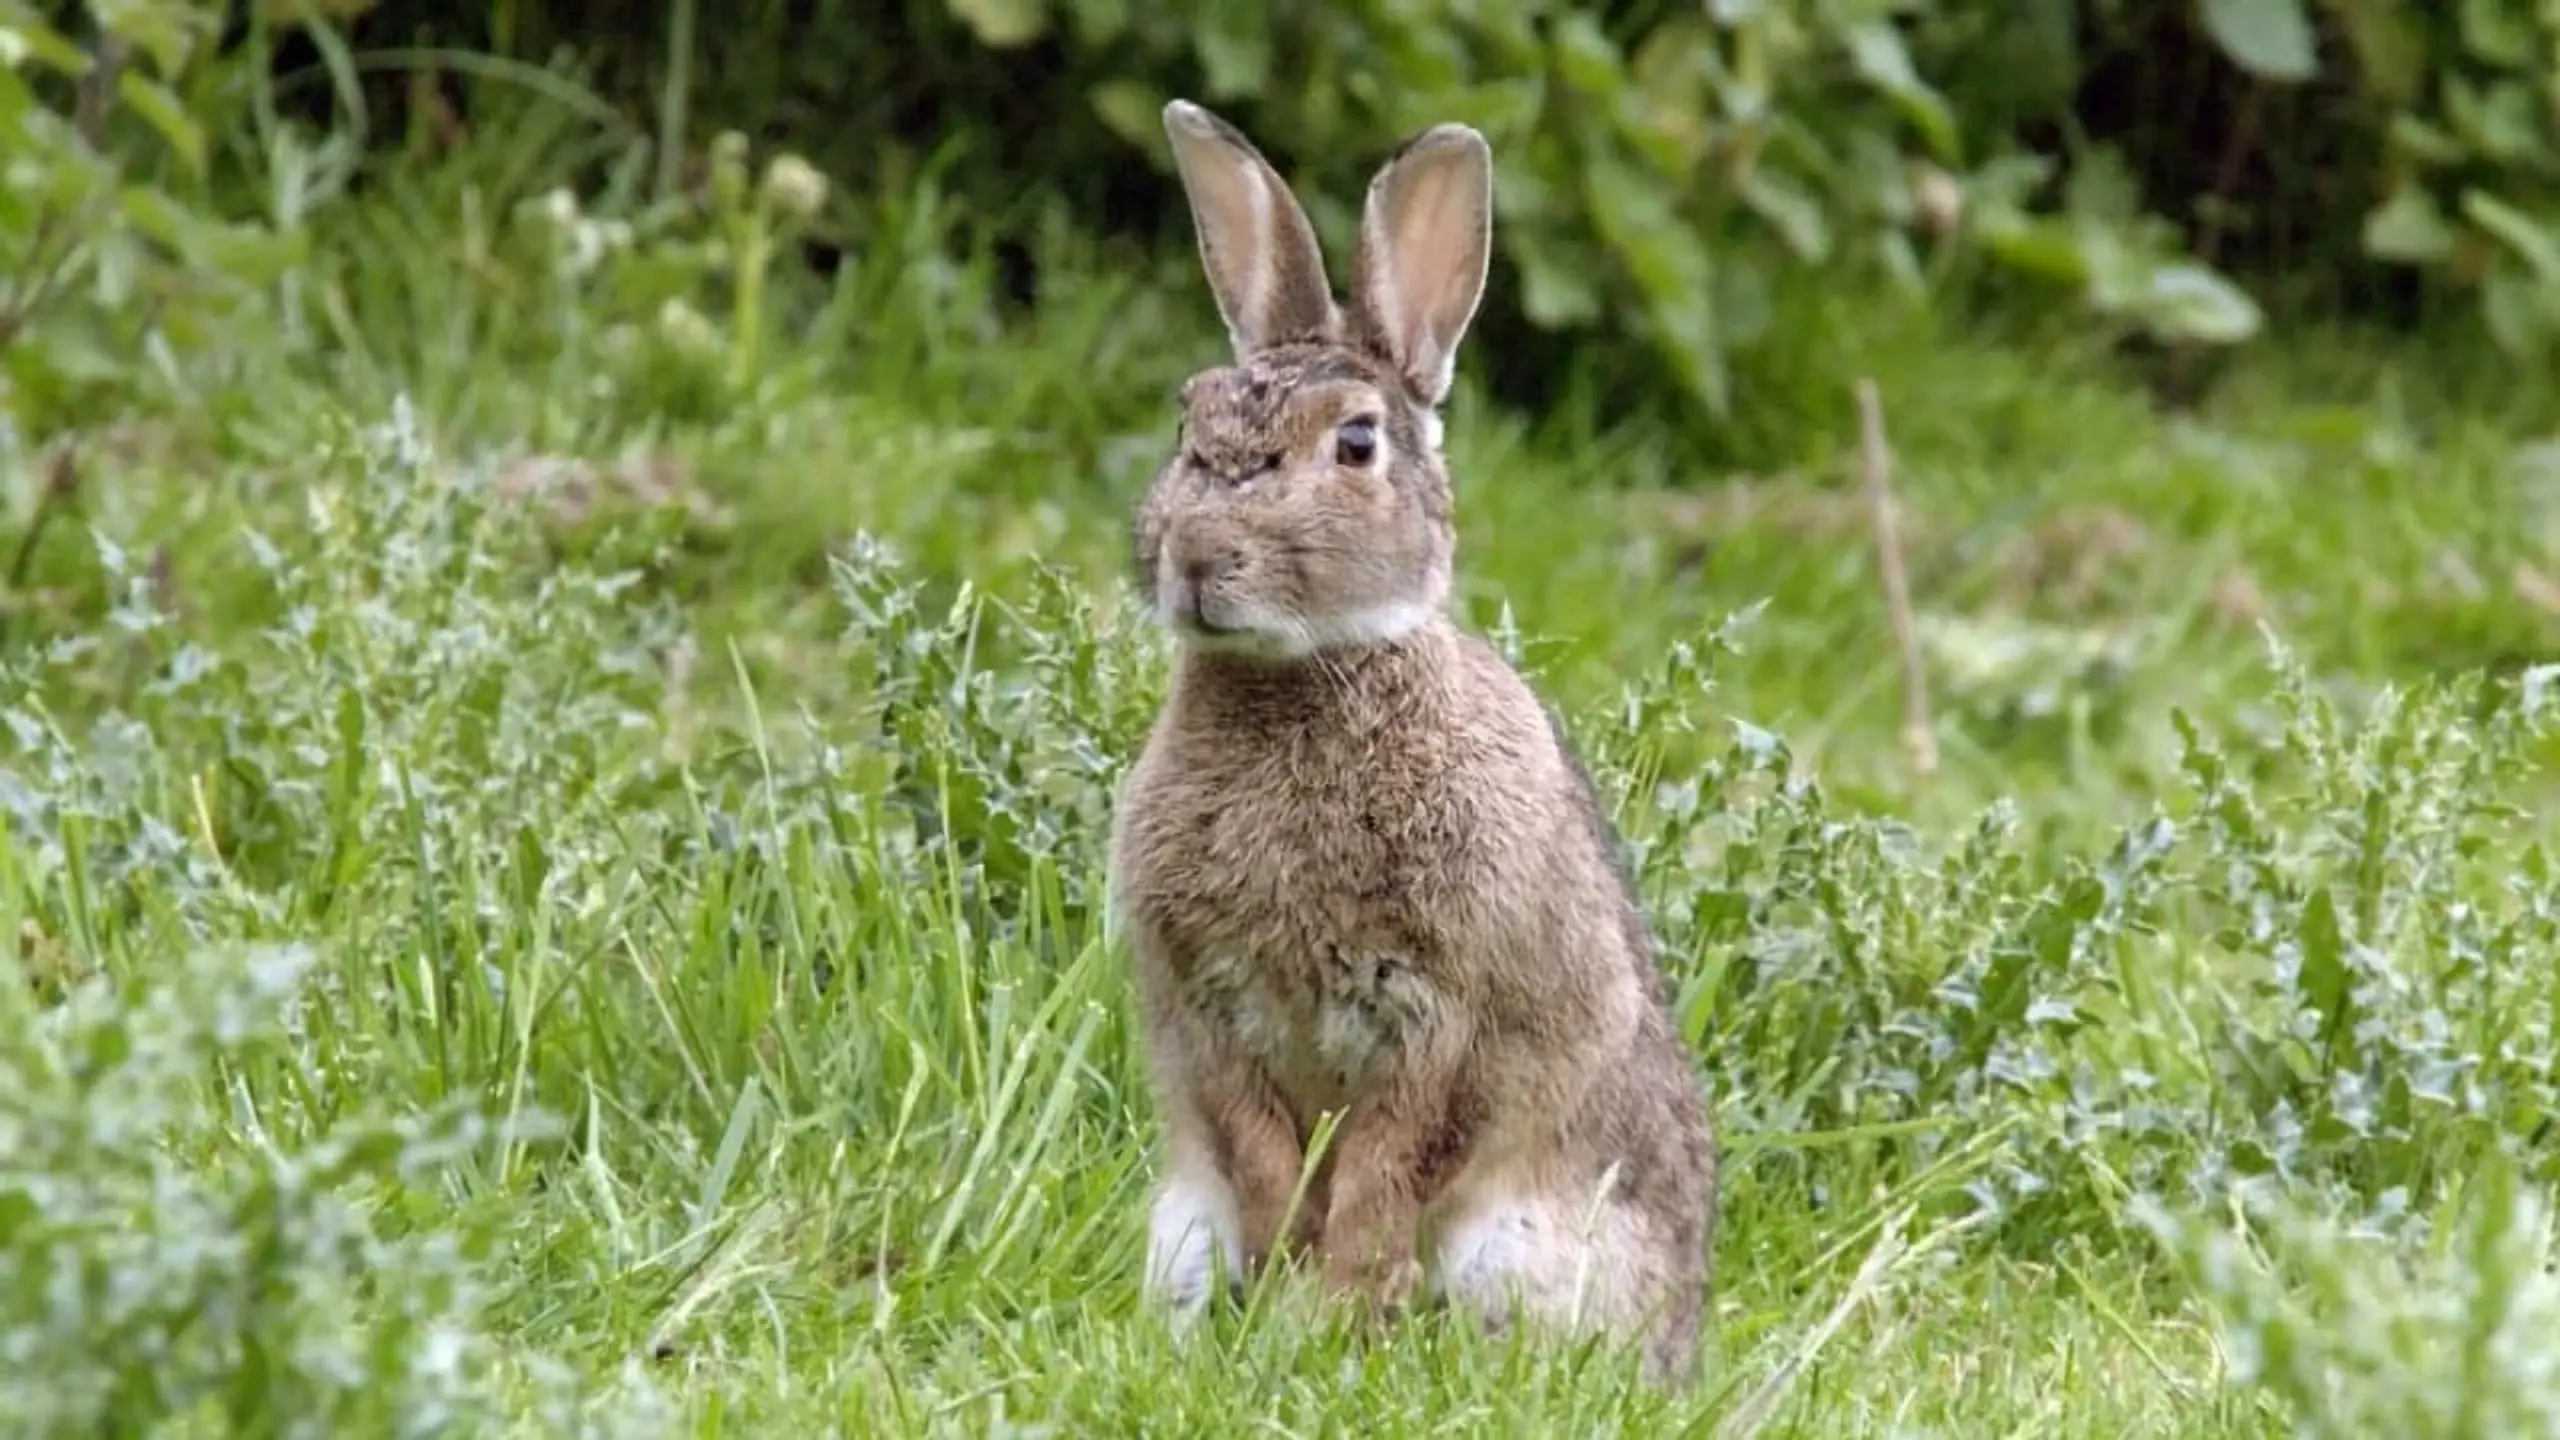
(1170, 598, 1434, 659)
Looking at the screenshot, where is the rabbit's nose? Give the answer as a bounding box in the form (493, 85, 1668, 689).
(1183, 552, 1241, 588)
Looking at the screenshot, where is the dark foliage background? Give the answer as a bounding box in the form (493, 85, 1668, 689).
(20, 0, 2560, 454)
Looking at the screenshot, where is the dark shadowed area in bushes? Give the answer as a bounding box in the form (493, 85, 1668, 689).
(31, 0, 2560, 455)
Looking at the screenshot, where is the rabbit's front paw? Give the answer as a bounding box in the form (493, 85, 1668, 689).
(1322, 1243, 1425, 1319)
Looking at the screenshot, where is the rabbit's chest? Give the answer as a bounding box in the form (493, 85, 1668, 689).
(1128, 756, 1472, 1111)
(1188, 941, 1432, 1113)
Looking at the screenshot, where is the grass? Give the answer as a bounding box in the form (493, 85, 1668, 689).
(7, 93, 2560, 1439)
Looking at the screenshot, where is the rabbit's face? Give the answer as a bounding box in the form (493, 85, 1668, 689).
(1135, 343, 1452, 659)
(1137, 100, 1490, 661)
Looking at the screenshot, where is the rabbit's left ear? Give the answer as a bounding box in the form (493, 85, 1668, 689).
(1163, 100, 1341, 359)
(1350, 124, 1493, 406)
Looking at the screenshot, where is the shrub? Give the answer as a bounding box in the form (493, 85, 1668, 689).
(0, 936, 672, 1436)
(255, 0, 2560, 435)
(2, 0, 304, 435)
(2144, 1159, 2560, 1437)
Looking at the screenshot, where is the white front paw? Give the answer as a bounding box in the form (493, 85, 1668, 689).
(1145, 1171, 1244, 1319)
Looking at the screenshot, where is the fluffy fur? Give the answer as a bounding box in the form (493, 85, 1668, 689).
(1109, 100, 1718, 1386)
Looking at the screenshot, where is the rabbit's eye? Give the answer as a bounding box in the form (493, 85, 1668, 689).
(1335, 416, 1381, 468)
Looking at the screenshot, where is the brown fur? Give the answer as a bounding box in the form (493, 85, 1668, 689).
(1110, 101, 1717, 1386)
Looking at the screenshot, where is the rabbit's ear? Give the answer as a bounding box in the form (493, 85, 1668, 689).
(1163, 101, 1339, 358)
(1350, 124, 1493, 407)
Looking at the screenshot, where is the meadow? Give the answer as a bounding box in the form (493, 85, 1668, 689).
(10, 27, 2560, 1438)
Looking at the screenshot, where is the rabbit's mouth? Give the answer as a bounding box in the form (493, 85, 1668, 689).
(1170, 597, 1248, 640)
(1163, 571, 1250, 640)
(1166, 591, 1298, 657)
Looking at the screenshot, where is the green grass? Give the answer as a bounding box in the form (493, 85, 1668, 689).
(8, 114, 2560, 1438)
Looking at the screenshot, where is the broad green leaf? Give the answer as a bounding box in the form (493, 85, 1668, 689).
(2135, 262, 2264, 345)
(1583, 150, 1699, 293)
(22, 313, 122, 383)
(2444, 77, 2541, 163)
(179, 201, 306, 286)
(1617, 109, 1695, 178)
(2197, 0, 2318, 82)
(1472, 6, 1545, 67)
(1087, 80, 1160, 159)
(117, 181, 195, 254)
(1649, 284, 1727, 417)
(2062, 147, 2147, 225)
(1192, 2, 1270, 99)
(117, 71, 205, 176)
(89, 0, 206, 76)
(1449, 77, 1544, 140)
(2480, 262, 2558, 356)
(2462, 189, 2560, 284)
(2363, 185, 2458, 263)
(1714, 253, 1777, 345)
(1845, 128, 1917, 222)
(1549, 12, 1622, 97)
(1489, 149, 1563, 222)
(1874, 229, 1925, 295)
(1630, 14, 1713, 97)
(1966, 153, 2060, 212)
(2296, 889, 2351, 1054)
(1844, 20, 1961, 163)
(2457, 0, 2537, 67)
(1582, 144, 1724, 411)
(0, 16, 90, 75)
(119, 183, 297, 294)
(252, 0, 380, 18)
(2072, 221, 2263, 344)
(1059, 0, 1124, 44)
(2078, 226, 2153, 305)
(2386, 114, 2469, 166)
(2327, 0, 2424, 101)
(1975, 213, 2094, 283)
(1738, 167, 1829, 261)
(88, 226, 138, 307)
(1511, 235, 1603, 327)
(8, 110, 115, 209)
(944, 0, 1047, 48)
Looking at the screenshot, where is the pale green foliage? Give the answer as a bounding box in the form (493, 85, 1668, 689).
(0, 0, 303, 431)
(2144, 1160, 2560, 1440)
(2, 395, 2557, 1429)
(0, 941, 671, 1436)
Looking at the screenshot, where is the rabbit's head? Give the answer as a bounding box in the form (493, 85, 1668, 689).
(1133, 101, 1493, 661)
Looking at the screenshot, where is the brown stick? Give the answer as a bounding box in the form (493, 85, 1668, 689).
(74, 38, 127, 149)
(1856, 379, 1936, 777)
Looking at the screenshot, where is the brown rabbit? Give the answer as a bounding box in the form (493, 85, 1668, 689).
(1108, 100, 1718, 1386)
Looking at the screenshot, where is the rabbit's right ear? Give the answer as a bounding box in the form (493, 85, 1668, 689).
(1163, 100, 1339, 358)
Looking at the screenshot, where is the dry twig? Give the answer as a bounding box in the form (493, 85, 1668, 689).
(1856, 379, 1936, 777)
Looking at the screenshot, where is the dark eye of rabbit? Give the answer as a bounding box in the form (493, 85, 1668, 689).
(1335, 416, 1380, 468)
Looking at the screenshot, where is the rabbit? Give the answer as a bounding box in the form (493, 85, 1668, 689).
(1106, 99, 1719, 1387)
